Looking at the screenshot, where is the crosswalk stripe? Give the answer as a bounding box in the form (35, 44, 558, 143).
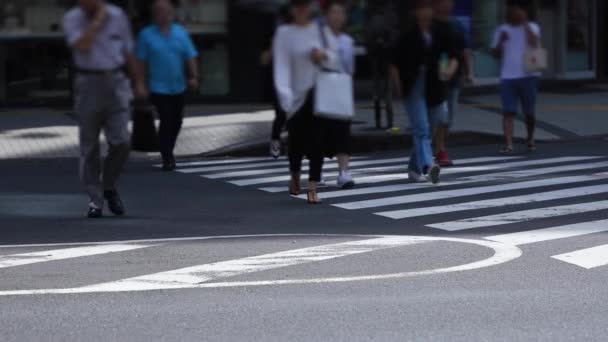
(231, 156, 601, 187)
(166, 157, 271, 168)
(177, 159, 290, 173)
(176, 156, 367, 174)
(376, 181, 608, 219)
(427, 200, 608, 231)
(257, 157, 520, 192)
(485, 219, 608, 245)
(0, 244, 156, 269)
(258, 174, 409, 193)
(468, 160, 608, 182)
(552, 245, 608, 269)
(203, 157, 410, 179)
(73, 237, 424, 293)
(341, 173, 607, 211)
(308, 160, 608, 200)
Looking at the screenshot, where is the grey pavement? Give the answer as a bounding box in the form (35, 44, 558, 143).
(2, 142, 608, 341)
(2, 83, 608, 160)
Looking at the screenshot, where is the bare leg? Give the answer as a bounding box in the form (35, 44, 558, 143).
(503, 113, 515, 148)
(434, 124, 448, 153)
(337, 153, 350, 173)
(525, 115, 536, 145)
(289, 172, 301, 195)
(308, 181, 321, 204)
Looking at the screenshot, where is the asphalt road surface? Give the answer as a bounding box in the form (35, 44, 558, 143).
(2, 141, 608, 341)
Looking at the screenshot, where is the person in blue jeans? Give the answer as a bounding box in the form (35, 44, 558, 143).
(136, 0, 199, 171)
(389, 0, 458, 184)
(491, 0, 541, 154)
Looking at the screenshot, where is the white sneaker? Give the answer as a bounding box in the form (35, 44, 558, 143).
(270, 140, 281, 159)
(337, 172, 355, 189)
(408, 170, 424, 183)
(426, 164, 441, 184)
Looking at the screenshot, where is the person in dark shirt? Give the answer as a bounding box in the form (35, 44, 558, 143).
(365, 0, 400, 129)
(389, 0, 458, 184)
(431, 0, 473, 167)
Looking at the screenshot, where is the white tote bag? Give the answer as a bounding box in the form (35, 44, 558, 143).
(313, 23, 355, 121)
(524, 45, 548, 73)
(314, 71, 355, 120)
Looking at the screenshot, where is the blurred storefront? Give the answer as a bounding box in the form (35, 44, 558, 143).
(0, 0, 604, 106)
(462, 0, 599, 83)
(0, 0, 229, 106)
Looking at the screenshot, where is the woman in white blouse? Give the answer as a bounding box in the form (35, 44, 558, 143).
(273, 0, 340, 204)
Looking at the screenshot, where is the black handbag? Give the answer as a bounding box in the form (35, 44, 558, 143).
(131, 101, 160, 152)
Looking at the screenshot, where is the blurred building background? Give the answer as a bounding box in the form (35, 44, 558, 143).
(0, 0, 606, 106)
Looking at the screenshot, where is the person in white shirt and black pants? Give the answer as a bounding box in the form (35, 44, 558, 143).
(491, 0, 541, 155)
(273, 0, 340, 204)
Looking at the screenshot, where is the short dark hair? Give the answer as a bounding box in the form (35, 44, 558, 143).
(290, 0, 312, 6)
(324, 0, 347, 11)
(507, 0, 531, 12)
(410, 0, 432, 10)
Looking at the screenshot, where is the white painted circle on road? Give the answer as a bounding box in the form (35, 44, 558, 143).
(0, 235, 522, 296)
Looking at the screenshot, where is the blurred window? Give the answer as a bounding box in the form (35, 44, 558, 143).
(566, 0, 593, 71)
(471, 0, 504, 78)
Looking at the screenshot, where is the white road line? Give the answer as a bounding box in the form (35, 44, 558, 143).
(177, 156, 366, 174)
(233, 156, 601, 187)
(485, 219, 608, 246)
(376, 181, 608, 219)
(164, 157, 272, 168)
(259, 174, 411, 193)
(258, 157, 519, 193)
(203, 157, 409, 179)
(177, 159, 289, 173)
(68, 237, 424, 293)
(0, 236, 523, 296)
(552, 245, 608, 269)
(428, 200, 608, 231)
(307, 160, 608, 200)
(468, 160, 608, 182)
(0, 244, 155, 269)
(342, 174, 606, 211)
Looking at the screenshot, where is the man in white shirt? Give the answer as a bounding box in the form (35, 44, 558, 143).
(491, 0, 541, 154)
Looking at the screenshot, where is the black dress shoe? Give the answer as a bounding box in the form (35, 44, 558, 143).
(88, 207, 103, 219)
(104, 190, 125, 216)
(161, 162, 176, 172)
(161, 156, 176, 172)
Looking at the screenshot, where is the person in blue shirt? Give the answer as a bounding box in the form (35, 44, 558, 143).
(137, 0, 199, 171)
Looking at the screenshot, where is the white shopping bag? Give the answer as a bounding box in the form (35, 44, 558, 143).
(524, 46, 548, 73)
(314, 71, 355, 121)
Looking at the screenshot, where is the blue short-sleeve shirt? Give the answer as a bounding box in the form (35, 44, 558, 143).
(136, 24, 198, 95)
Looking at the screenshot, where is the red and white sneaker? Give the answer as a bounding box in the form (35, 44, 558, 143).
(435, 150, 454, 167)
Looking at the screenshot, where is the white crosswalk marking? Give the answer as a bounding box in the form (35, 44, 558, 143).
(230, 156, 600, 187)
(305, 161, 608, 200)
(204, 157, 409, 179)
(485, 220, 608, 245)
(72, 237, 424, 293)
(0, 244, 156, 269)
(168, 157, 271, 168)
(177, 156, 366, 174)
(428, 200, 608, 231)
(178, 159, 290, 173)
(159, 154, 608, 273)
(375, 181, 608, 219)
(259, 157, 522, 192)
(340, 175, 606, 211)
(552, 245, 608, 269)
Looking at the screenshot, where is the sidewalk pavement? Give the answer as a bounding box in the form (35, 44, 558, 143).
(1, 84, 608, 160)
